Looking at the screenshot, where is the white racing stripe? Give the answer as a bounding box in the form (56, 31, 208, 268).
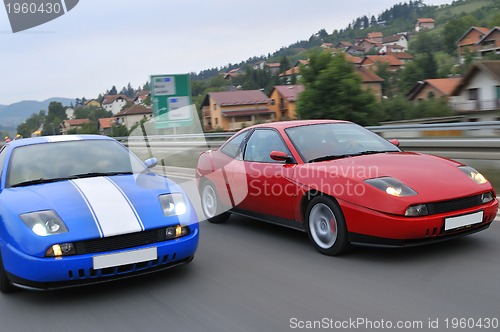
(45, 135, 82, 142)
(71, 177, 144, 237)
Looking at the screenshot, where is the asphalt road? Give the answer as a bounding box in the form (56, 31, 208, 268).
(0, 179, 499, 332)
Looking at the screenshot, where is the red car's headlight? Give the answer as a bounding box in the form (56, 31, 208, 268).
(364, 177, 417, 197)
(458, 166, 488, 184)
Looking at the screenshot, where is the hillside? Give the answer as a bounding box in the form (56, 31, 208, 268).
(0, 97, 75, 129)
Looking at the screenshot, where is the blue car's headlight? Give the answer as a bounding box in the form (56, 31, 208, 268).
(458, 166, 488, 184)
(364, 177, 417, 197)
(159, 193, 187, 217)
(20, 210, 68, 236)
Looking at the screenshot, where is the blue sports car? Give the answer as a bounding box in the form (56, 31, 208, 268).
(0, 135, 199, 292)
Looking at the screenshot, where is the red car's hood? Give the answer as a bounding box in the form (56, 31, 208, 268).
(294, 152, 494, 214)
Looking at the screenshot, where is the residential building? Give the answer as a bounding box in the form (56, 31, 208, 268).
(477, 27, 500, 58)
(266, 63, 281, 75)
(360, 55, 404, 71)
(98, 117, 117, 135)
(344, 53, 363, 64)
(356, 67, 384, 101)
(102, 94, 130, 114)
(65, 107, 75, 119)
(450, 60, 500, 122)
(382, 34, 408, 51)
(201, 90, 273, 131)
(279, 67, 301, 84)
(357, 39, 381, 53)
(83, 99, 101, 108)
(415, 18, 435, 32)
(407, 77, 462, 102)
(268, 85, 304, 120)
(223, 68, 243, 80)
(335, 41, 352, 51)
(61, 119, 90, 134)
(134, 91, 150, 105)
(367, 32, 383, 43)
(389, 51, 413, 62)
(345, 45, 366, 56)
(116, 104, 153, 130)
(457, 27, 490, 63)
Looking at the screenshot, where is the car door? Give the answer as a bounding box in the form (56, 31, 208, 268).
(238, 129, 297, 221)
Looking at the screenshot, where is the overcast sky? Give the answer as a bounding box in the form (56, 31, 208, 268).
(0, 0, 452, 105)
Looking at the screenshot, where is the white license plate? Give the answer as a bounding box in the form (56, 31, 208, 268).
(93, 247, 157, 269)
(445, 211, 483, 231)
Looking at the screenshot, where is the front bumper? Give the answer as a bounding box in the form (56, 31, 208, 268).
(2, 227, 199, 291)
(340, 198, 498, 247)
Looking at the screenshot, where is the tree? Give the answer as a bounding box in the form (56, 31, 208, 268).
(108, 85, 118, 95)
(297, 52, 380, 125)
(399, 61, 426, 95)
(279, 56, 291, 76)
(42, 102, 67, 135)
(415, 52, 438, 79)
(443, 16, 478, 55)
(109, 124, 129, 137)
(16, 110, 45, 138)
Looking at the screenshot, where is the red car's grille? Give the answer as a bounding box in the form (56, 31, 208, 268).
(74, 228, 167, 255)
(426, 194, 483, 215)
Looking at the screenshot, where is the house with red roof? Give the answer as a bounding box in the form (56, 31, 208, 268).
(116, 104, 152, 130)
(268, 85, 304, 120)
(356, 67, 384, 101)
(61, 119, 90, 134)
(407, 77, 462, 102)
(381, 34, 408, 51)
(415, 18, 435, 32)
(357, 39, 381, 53)
(367, 32, 383, 43)
(101, 94, 131, 114)
(201, 90, 273, 131)
(98, 118, 118, 135)
(457, 27, 491, 63)
(360, 55, 405, 71)
(476, 27, 500, 59)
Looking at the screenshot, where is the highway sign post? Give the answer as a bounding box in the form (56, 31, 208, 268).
(150, 74, 193, 129)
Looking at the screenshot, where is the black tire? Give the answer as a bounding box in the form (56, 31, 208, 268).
(200, 181, 230, 224)
(306, 196, 351, 256)
(0, 254, 14, 293)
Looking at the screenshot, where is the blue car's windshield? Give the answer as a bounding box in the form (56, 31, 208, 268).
(6, 139, 148, 188)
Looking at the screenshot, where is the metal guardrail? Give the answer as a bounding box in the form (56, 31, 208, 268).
(118, 121, 500, 160)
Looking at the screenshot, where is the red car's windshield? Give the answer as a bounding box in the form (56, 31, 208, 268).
(285, 123, 401, 163)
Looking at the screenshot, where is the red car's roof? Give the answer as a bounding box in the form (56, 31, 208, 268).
(247, 119, 350, 130)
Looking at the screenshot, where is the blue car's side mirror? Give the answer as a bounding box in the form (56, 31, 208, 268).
(144, 157, 158, 169)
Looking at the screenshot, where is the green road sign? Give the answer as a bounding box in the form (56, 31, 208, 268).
(150, 74, 193, 128)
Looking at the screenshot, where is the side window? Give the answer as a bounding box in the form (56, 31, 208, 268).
(221, 131, 246, 159)
(244, 129, 289, 163)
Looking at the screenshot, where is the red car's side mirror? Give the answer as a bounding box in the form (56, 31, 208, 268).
(389, 139, 400, 147)
(270, 151, 292, 163)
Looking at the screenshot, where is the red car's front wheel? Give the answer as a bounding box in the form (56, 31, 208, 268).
(306, 196, 351, 256)
(200, 181, 230, 224)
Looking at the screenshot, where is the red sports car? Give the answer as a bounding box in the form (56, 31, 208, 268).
(196, 120, 498, 255)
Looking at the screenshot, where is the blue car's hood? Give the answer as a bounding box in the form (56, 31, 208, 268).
(1, 173, 192, 254)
